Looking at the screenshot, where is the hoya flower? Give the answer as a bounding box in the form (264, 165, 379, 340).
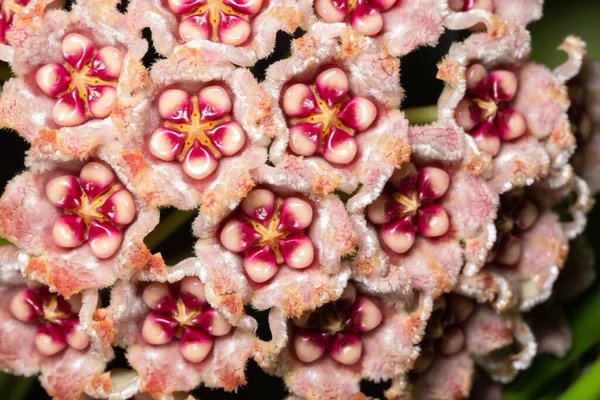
(107, 258, 256, 397)
(437, 29, 586, 194)
(127, 0, 299, 66)
(347, 139, 498, 296)
(254, 283, 434, 399)
(297, 0, 444, 57)
(194, 165, 357, 320)
(99, 44, 272, 210)
(0, 157, 159, 297)
(408, 294, 536, 398)
(265, 34, 410, 198)
(0, 0, 148, 159)
(443, 0, 543, 34)
(0, 245, 113, 400)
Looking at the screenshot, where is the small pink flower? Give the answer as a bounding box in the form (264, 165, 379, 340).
(254, 283, 434, 399)
(265, 34, 409, 197)
(108, 258, 256, 397)
(298, 0, 444, 57)
(100, 45, 272, 210)
(0, 157, 159, 297)
(0, 245, 111, 400)
(127, 0, 299, 65)
(444, 0, 543, 33)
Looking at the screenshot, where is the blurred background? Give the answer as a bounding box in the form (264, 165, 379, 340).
(0, 0, 599, 398)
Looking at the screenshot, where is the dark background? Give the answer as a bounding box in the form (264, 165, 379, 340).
(0, 0, 599, 398)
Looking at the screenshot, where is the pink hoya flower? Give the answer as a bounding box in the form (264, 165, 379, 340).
(347, 142, 498, 296)
(437, 28, 586, 194)
(127, 0, 299, 66)
(0, 245, 113, 400)
(408, 294, 535, 398)
(443, 0, 543, 34)
(0, 0, 148, 159)
(0, 157, 159, 297)
(297, 0, 444, 57)
(254, 283, 434, 399)
(99, 44, 273, 210)
(107, 258, 256, 398)
(265, 34, 410, 198)
(194, 164, 357, 320)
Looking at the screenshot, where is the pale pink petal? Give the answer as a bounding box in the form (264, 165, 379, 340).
(412, 352, 473, 399)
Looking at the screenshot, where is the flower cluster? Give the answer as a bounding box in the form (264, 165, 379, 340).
(0, 0, 596, 399)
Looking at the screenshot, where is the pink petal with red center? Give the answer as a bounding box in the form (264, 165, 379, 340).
(45, 175, 83, 208)
(96, 188, 137, 226)
(193, 307, 233, 336)
(278, 197, 313, 231)
(288, 123, 321, 156)
(328, 331, 363, 365)
(322, 127, 358, 164)
(167, 0, 206, 15)
(488, 70, 518, 102)
(9, 288, 42, 322)
(243, 244, 279, 283)
(141, 312, 177, 345)
(279, 234, 314, 269)
(79, 161, 116, 200)
(158, 89, 191, 124)
(62, 319, 91, 350)
(53, 89, 87, 127)
(315, 67, 350, 106)
(88, 220, 123, 259)
(282, 83, 319, 118)
(349, 2, 384, 36)
(179, 327, 214, 363)
(62, 33, 95, 71)
(35, 63, 71, 97)
(388, 162, 418, 195)
(52, 214, 86, 249)
(314, 0, 347, 23)
(345, 296, 383, 332)
(218, 12, 252, 46)
(35, 323, 68, 356)
(198, 85, 232, 121)
(440, 326, 466, 355)
(240, 188, 275, 223)
(494, 233, 522, 265)
(87, 85, 118, 119)
(179, 276, 207, 309)
(149, 127, 187, 162)
(366, 192, 400, 225)
(471, 119, 501, 156)
(413, 352, 473, 399)
(182, 141, 219, 180)
(337, 96, 377, 132)
(205, 121, 246, 156)
(179, 13, 212, 43)
(496, 108, 526, 141)
(465, 63, 489, 99)
(219, 218, 260, 252)
(142, 282, 176, 313)
(88, 46, 123, 80)
(454, 98, 482, 132)
(416, 166, 450, 201)
(293, 330, 327, 363)
(380, 215, 415, 254)
(416, 203, 450, 237)
(224, 0, 263, 15)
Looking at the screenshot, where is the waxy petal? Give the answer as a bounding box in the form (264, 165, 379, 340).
(349, 2, 384, 36)
(366, 192, 399, 225)
(416, 203, 450, 237)
(388, 162, 418, 195)
(240, 188, 275, 223)
(158, 89, 191, 124)
(337, 96, 377, 132)
(96, 188, 137, 226)
(328, 331, 362, 365)
(179, 13, 211, 43)
(198, 85, 232, 121)
(53, 89, 87, 127)
(314, 0, 347, 23)
(455, 98, 481, 131)
(243, 244, 278, 283)
(488, 70, 518, 102)
(345, 296, 383, 332)
(88, 220, 123, 259)
(206, 121, 246, 156)
(194, 308, 232, 336)
(45, 175, 83, 209)
(88, 46, 123, 80)
(35, 323, 67, 356)
(179, 328, 214, 363)
(279, 234, 314, 269)
(496, 108, 526, 141)
(35, 63, 71, 97)
(218, 13, 252, 47)
(278, 197, 313, 231)
(141, 312, 177, 345)
(322, 127, 358, 164)
(179, 276, 207, 309)
(315, 68, 349, 107)
(167, 0, 206, 15)
(143, 282, 176, 313)
(417, 167, 450, 201)
(465, 63, 489, 99)
(9, 289, 41, 322)
(62, 33, 95, 71)
(289, 123, 321, 156)
(182, 141, 219, 180)
(87, 85, 117, 119)
(282, 83, 319, 118)
(63, 320, 91, 350)
(293, 330, 327, 363)
(79, 162, 116, 200)
(471, 120, 501, 156)
(224, 0, 263, 15)
(380, 215, 415, 254)
(219, 218, 260, 252)
(52, 214, 86, 249)
(149, 127, 187, 161)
